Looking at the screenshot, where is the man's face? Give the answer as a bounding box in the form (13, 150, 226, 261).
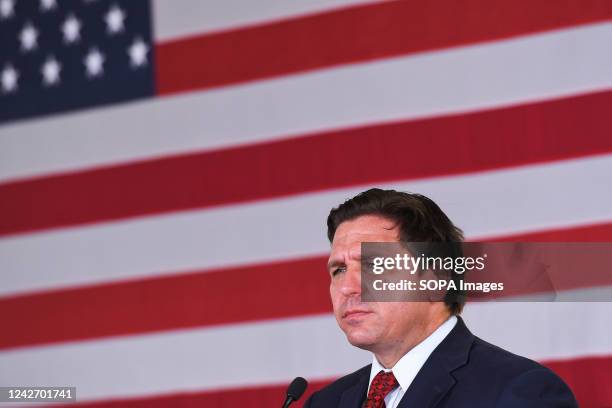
(328, 215, 434, 353)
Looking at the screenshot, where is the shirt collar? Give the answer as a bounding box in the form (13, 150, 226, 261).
(369, 315, 458, 393)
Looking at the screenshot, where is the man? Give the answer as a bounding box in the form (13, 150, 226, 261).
(304, 188, 577, 408)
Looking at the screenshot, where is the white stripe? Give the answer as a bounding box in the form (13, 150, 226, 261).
(462, 302, 612, 361)
(2, 155, 612, 297)
(0, 303, 610, 402)
(153, 0, 387, 41)
(1, 23, 612, 182)
(0, 315, 366, 401)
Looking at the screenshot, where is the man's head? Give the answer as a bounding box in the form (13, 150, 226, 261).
(326, 188, 464, 359)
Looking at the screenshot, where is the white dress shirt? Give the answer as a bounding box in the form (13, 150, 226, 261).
(367, 316, 457, 408)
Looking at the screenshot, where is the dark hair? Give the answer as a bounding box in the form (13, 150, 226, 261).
(327, 188, 466, 315)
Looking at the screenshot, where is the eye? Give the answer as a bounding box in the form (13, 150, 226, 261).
(331, 266, 347, 277)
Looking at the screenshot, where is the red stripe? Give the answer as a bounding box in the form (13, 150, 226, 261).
(156, 0, 612, 94)
(544, 356, 612, 408)
(1, 91, 612, 237)
(488, 222, 612, 242)
(1, 223, 611, 350)
(53, 380, 331, 408)
(0, 256, 331, 350)
(49, 356, 612, 408)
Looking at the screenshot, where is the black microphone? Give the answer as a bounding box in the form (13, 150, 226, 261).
(282, 376, 308, 408)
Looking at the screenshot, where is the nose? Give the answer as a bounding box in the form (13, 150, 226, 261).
(339, 265, 361, 297)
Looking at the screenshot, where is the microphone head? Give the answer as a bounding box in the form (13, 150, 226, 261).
(286, 377, 308, 401)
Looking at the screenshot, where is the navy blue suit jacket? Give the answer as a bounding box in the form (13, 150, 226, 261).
(304, 317, 578, 408)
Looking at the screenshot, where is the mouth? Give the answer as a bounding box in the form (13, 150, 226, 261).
(342, 309, 373, 319)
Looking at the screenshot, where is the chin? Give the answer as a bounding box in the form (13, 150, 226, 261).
(344, 330, 377, 350)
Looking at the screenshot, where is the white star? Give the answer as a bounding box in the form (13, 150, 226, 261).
(19, 22, 39, 52)
(0, 0, 14, 20)
(40, 0, 56, 12)
(1, 64, 19, 93)
(128, 37, 149, 68)
(104, 4, 125, 34)
(41, 56, 61, 86)
(62, 14, 81, 44)
(84, 47, 105, 77)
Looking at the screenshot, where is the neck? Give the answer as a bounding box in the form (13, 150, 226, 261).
(374, 312, 450, 368)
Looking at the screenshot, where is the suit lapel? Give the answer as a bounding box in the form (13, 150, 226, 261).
(338, 364, 370, 408)
(397, 317, 474, 408)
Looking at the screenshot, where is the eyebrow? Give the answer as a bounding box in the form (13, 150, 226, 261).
(360, 254, 380, 262)
(327, 258, 344, 270)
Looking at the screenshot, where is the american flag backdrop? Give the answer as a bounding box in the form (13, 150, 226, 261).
(1, 0, 612, 406)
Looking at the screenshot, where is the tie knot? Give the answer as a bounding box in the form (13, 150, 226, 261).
(364, 370, 398, 408)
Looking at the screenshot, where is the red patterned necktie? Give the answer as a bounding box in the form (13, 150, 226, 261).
(363, 370, 399, 408)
